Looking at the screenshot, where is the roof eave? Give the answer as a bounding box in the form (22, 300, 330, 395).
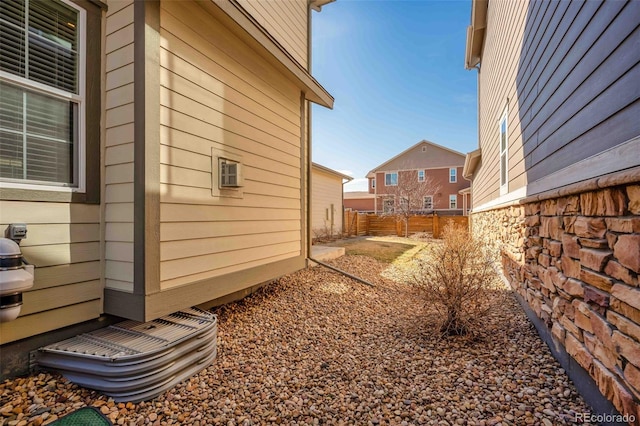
(463, 149, 482, 180)
(211, 0, 334, 108)
(464, 0, 488, 70)
(368, 139, 465, 175)
(312, 162, 354, 182)
(309, 0, 335, 12)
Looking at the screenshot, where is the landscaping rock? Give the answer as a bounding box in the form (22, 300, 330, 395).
(0, 254, 595, 425)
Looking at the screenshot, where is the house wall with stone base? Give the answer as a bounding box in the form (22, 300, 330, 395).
(470, 175, 640, 422)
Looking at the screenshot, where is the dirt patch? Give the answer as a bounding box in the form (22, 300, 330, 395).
(322, 236, 421, 263)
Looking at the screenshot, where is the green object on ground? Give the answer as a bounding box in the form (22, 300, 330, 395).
(50, 406, 112, 425)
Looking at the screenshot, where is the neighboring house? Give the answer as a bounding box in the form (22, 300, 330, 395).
(311, 163, 352, 239)
(0, 0, 333, 377)
(464, 0, 640, 419)
(344, 191, 375, 213)
(366, 140, 469, 215)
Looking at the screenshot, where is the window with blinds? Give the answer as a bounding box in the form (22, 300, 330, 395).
(0, 0, 82, 187)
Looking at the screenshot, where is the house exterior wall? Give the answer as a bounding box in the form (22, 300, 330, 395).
(311, 167, 344, 238)
(0, 0, 106, 345)
(374, 141, 467, 173)
(467, 0, 640, 419)
(471, 181, 640, 421)
(344, 196, 375, 212)
(236, 0, 308, 69)
(157, 0, 304, 291)
(105, 0, 135, 293)
(372, 167, 466, 213)
(472, 0, 528, 207)
(473, 0, 640, 209)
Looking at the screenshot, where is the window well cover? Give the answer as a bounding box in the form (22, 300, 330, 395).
(37, 307, 217, 403)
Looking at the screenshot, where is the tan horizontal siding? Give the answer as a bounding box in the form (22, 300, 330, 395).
(105, 143, 135, 166)
(105, 223, 134, 242)
(160, 2, 299, 116)
(159, 83, 298, 156)
(106, 260, 135, 283)
(160, 252, 301, 291)
(0, 202, 98, 223)
(105, 0, 135, 292)
(21, 281, 102, 316)
(160, 220, 300, 242)
(161, 230, 300, 261)
(105, 2, 133, 35)
(159, 116, 300, 169)
(32, 262, 101, 291)
(0, 201, 101, 344)
(105, 123, 134, 147)
(158, 0, 303, 291)
(237, 0, 308, 69)
(161, 242, 301, 283)
(0, 300, 101, 344)
(311, 169, 343, 234)
(15, 224, 99, 247)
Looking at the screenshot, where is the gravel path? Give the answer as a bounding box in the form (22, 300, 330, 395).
(1, 254, 594, 426)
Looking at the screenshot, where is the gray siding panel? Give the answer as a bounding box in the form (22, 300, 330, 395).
(516, 0, 640, 182)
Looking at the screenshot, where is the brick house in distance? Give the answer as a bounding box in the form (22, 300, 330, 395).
(464, 0, 640, 420)
(364, 140, 470, 215)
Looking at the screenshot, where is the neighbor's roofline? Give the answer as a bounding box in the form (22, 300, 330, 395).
(366, 139, 466, 177)
(312, 162, 354, 181)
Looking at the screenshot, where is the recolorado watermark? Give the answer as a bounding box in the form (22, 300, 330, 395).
(575, 412, 636, 424)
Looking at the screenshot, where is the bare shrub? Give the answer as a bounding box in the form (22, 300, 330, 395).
(412, 223, 499, 337)
(312, 222, 342, 244)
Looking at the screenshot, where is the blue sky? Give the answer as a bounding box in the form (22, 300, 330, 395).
(311, 0, 478, 191)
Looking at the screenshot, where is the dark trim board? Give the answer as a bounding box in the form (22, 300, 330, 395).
(133, 0, 161, 300)
(511, 290, 625, 426)
(104, 255, 307, 322)
(144, 255, 307, 321)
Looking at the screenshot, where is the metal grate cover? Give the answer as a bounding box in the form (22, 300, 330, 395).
(38, 307, 217, 402)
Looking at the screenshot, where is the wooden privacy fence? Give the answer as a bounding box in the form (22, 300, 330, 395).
(343, 210, 368, 236)
(343, 210, 468, 239)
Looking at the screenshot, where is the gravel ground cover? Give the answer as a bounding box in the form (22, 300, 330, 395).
(1, 253, 594, 426)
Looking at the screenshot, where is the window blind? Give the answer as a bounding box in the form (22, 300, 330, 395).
(0, 0, 78, 186)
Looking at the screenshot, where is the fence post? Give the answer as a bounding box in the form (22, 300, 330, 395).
(433, 213, 440, 239)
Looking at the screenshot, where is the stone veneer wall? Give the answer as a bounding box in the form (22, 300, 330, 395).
(471, 183, 640, 422)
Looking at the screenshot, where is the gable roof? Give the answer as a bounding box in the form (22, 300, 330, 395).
(366, 140, 466, 178)
(312, 163, 353, 182)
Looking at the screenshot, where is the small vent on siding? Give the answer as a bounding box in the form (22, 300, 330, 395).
(37, 307, 217, 402)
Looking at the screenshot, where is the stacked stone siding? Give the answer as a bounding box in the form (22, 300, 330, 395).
(471, 184, 640, 421)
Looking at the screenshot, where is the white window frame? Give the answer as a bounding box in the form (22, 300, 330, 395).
(449, 167, 457, 183)
(418, 170, 425, 182)
(499, 106, 509, 196)
(449, 194, 457, 209)
(371, 178, 375, 189)
(0, 0, 87, 193)
(423, 195, 433, 210)
(385, 172, 398, 186)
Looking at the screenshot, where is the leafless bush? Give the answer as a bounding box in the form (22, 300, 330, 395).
(312, 223, 342, 244)
(412, 223, 499, 337)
